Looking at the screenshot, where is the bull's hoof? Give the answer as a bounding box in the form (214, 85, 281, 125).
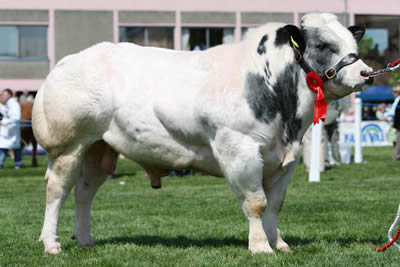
(41, 241, 62, 254)
(151, 185, 162, 189)
(72, 233, 95, 248)
(249, 244, 274, 254)
(79, 243, 95, 248)
(45, 247, 62, 254)
(39, 235, 62, 254)
(278, 246, 293, 253)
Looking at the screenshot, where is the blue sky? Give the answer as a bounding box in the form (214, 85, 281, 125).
(364, 28, 389, 53)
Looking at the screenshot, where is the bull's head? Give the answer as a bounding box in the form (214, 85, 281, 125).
(285, 13, 373, 100)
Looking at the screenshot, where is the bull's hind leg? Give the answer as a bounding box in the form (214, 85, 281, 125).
(32, 139, 38, 167)
(39, 145, 86, 254)
(72, 141, 117, 247)
(213, 130, 272, 253)
(263, 157, 299, 253)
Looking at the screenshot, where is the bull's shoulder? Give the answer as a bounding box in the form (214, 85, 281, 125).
(195, 43, 247, 105)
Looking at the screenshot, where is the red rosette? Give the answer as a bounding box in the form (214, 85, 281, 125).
(306, 72, 327, 125)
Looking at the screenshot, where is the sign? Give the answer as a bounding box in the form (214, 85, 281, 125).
(339, 121, 392, 146)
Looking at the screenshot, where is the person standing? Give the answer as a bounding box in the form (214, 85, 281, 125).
(324, 101, 343, 167)
(19, 90, 34, 104)
(390, 86, 400, 160)
(376, 103, 391, 122)
(0, 89, 22, 169)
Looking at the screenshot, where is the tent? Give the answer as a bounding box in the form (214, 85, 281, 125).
(358, 85, 394, 101)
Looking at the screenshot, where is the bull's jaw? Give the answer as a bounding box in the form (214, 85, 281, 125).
(322, 73, 373, 101)
(353, 80, 373, 92)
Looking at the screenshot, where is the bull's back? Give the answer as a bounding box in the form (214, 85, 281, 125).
(33, 41, 245, 166)
(33, 43, 206, 152)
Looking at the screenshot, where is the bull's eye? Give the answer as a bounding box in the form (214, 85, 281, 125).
(316, 43, 328, 51)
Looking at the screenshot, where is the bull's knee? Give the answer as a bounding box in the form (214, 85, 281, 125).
(243, 195, 267, 218)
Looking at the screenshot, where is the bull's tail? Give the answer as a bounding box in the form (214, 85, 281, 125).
(32, 83, 53, 151)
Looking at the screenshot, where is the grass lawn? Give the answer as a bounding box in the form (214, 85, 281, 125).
(1, 147, 400, 266)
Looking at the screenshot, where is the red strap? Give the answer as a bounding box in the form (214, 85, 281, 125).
(306, 72, 327, 125)
(390, 58, 400, 68)
(375, 225, 400, 251)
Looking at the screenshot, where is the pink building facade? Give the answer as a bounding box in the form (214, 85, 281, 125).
(0, 0, 399, 92)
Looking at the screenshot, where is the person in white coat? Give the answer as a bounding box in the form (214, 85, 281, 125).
(0, 88, 22, 169)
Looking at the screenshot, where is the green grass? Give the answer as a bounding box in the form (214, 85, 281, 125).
(1, 147, 400, 266)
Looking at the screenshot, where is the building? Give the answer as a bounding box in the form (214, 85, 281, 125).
(0, 0, 399, 93)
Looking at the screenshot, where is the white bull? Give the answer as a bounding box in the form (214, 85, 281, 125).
(33, 13, 373, 254)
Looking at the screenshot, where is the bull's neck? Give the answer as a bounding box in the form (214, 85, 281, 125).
(246, 60, 319, 147)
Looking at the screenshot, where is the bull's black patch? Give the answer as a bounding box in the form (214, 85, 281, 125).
(264, 67, 270, 79)
(245, 64, 302, 145)
(275, 25, 306, 54)
(348, 25, 365, 42)
(264, 61, 271, 79)
(274, 27, 289, 47)
(302, 28, 338, 76)
(257, 34, 268, 55)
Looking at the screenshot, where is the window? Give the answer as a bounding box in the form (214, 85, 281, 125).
(181, 28, 234, 51)
(355, 15, 400, 85)
(0, 26, 48, 59)
(241, 27, 257, 40)
(119, 27, 174, 49)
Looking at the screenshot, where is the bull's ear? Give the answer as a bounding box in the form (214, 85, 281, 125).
(283, 25, 306, 54)
(348, 26, 365, 42)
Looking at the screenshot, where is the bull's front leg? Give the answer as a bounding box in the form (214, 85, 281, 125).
(262, 155, 299, 253)
(212, 130, 272, 253)
(241, 190, 271, 253)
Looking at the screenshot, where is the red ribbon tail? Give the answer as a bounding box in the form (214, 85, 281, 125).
(390, 58, 400, 67)
(313, 98, 327, 125)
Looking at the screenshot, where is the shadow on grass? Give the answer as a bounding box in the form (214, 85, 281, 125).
(97, 235, 380, 248)
(285, 235, 384, 248)
(95, 235, 247, 248)
(111, 172, 137, 179)
(327, 237, 385, 247)
(63, 234, 385, 252)
(0, 167, 45, 177)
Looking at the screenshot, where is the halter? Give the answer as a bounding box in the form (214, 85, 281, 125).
(290, 40, 360, 124)
(291, 45, 361, 82)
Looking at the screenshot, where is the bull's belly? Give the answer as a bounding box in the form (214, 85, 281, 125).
(103, 122, 223, 177)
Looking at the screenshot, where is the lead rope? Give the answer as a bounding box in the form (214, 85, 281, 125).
(361, 59, 400, 251)
(361, 58, 400, 78)
(390, 58, 400, 68)
(376, 204, 400, 251)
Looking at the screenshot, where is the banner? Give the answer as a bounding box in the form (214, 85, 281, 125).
(339, 121, 393, 147)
